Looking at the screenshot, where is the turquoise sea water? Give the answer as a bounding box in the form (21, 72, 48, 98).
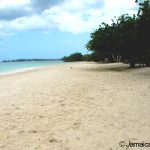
(0, 61, 65, 75)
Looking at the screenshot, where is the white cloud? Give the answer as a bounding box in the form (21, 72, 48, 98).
(104, 0, 135, 10)
(9, 15, 47, 30)
(0, 0, 137, 36)
(0, 0, 29, 9)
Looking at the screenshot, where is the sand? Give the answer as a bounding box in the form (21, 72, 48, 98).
(0, 62, 150, 150)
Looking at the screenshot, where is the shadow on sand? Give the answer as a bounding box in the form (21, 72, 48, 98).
(83, 64, 142, 72)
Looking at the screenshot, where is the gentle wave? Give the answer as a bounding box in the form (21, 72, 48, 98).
(0, 61, 65, 75)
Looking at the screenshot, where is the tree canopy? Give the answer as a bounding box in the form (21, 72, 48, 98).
(86, 0, 150, 67)
(63, 52, 83, 62)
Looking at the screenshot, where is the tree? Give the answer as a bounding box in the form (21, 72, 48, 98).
(86, 0, 150, 67)
(136, 0, 150, 66)
(63, 52, 83, 62)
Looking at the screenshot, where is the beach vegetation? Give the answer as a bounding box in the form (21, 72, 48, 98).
(63, 52, 83, 62)
(86, 0, 150, 67)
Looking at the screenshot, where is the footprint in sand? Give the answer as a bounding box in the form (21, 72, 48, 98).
(61, 103, 65, 107)
(0, 145, 5, 148)
(38, 115, 45, 118)
(29, 130, 38, 133)
(9, 125, 17, 130)
(18, 130, 24, 134)
(49, 138, 62, 143)
(72, 121, 81, 129)
(49, 138, 58, 143)
(76, 137, 80, 140)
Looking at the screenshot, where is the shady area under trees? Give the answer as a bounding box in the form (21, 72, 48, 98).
(86, 0, 150, 68)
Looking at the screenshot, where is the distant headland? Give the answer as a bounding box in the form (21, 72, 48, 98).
(2, 59, 62, 62)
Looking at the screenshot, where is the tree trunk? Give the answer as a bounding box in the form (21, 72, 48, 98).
(146, 62, 150, 67)
(129, 61, 136, 68)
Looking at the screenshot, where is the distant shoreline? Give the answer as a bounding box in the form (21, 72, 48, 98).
(2, 59, 62, 63)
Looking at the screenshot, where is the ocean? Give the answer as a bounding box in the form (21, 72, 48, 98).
(0, 60, 65, 75)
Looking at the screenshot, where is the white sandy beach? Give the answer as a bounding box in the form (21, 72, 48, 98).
(0, 62, 150, 150)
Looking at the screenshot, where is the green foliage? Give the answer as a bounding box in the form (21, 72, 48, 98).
(83, 54, 92, 61)
(86, 0, 150, 67)
(63, 52, 115, 62)
(63, 52, 83, 62)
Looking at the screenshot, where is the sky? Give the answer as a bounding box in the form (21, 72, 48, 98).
(0, 0, 137, 60)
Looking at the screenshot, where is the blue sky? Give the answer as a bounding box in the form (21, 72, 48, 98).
(0, 0, 137, 60)
(0, 30, 90, 60)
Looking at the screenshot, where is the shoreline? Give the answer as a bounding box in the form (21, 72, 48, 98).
(0, 62, 68, 76)
(0, 60, 65, 76)
(0, 61, 94, 77)
(0, 61, 123, 76)
(0, 66, 41, 76)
